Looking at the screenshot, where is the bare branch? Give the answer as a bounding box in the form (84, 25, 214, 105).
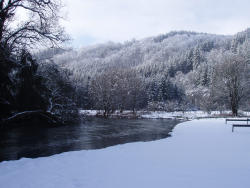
(0, 0, 68, 53)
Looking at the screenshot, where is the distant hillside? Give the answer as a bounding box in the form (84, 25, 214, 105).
(51, 31, 231, 80)
(36, 28, 250, 112)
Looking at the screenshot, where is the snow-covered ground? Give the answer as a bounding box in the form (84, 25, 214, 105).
(1, 119, 250, 188)
(79, 109, 98, 116)
(140, 110, 242, 119)
(80, 109, 250, 119)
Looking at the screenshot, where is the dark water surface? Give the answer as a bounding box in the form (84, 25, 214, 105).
(0, 118, 180, 162)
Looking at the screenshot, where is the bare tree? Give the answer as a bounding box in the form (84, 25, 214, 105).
(37, 60, 78, 123)
(212, 52, 249, 116)
(115, 70, 129, 113)
(89, 68, 146, 116)
(127, 70, 145, 113)
(89, 71, 116, 116)
(0, 0, 68, 52)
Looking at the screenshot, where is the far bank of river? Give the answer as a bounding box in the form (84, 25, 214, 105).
(80, 110, 250, 119)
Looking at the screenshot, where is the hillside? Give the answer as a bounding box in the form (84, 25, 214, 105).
(37, 29, 250, 113)
(52, 31, 231, 80)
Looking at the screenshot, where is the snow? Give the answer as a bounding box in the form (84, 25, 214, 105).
(80, 109, 250, 119)
(141, 110, 250, 119)
(4, 110, 41, 121)
(79, 110, 250, 119)
(79, 110, 97, 116)
(1, 119, 250, 188)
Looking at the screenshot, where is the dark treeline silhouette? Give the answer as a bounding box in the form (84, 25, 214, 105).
(0, 0, 78, 127)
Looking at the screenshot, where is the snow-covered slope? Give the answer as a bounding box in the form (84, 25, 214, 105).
(0, 119, 250, 188)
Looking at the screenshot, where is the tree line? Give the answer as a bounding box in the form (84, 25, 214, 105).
(47, 29, 250, 116)
(0, 0, 78, 126)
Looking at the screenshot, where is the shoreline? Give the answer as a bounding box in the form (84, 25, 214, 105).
(80, 110, 250, 120)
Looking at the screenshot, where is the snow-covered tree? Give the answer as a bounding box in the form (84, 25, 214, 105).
(212, 52, 249, 116)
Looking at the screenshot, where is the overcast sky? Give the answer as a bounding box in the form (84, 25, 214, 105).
(62, 0, 250, 47)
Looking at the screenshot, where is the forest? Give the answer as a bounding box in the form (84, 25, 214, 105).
(0, 0, 250, 128)
(39, 29, 250, 117)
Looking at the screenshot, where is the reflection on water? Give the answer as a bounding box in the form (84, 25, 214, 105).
(0, 118, 180, 161)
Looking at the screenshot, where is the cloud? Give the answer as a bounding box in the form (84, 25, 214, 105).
(62, 0, 250, 46)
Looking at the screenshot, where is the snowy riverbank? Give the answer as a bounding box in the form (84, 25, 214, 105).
(80, 110, 250, 119)
(1, 118, 250, 188)
(141, 110, 250, 119)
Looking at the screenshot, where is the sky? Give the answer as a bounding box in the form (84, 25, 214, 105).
(62, 0, 250, 47)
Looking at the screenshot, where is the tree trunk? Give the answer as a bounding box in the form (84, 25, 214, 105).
(231, 101, 238, 116)
(232, 108, 238, 116)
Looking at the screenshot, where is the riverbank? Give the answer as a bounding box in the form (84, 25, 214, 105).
(1, 118, 250, 188)
(80, 110, 250, 120)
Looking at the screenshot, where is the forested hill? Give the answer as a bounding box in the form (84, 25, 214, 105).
(37, 29, 250, 114)
(49, 31, 231, 79)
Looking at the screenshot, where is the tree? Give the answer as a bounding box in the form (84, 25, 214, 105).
(37, 60, 79, 123)
(0, 0, 83, 127)
(0, 0, 67, 52)
(89, 71, 115, 116)
(16, 50, 47, 111)
(212, 52, 249, 116)
(192, 47, 202, 69)
(0, 45, 16, 119)
(89, 68, 146, 115)
(127, 70, 146, 112)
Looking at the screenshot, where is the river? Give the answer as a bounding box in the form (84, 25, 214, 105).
(0, 118, 180, 161)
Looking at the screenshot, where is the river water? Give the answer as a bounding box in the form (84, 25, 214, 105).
(0, 118, 180, 162)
